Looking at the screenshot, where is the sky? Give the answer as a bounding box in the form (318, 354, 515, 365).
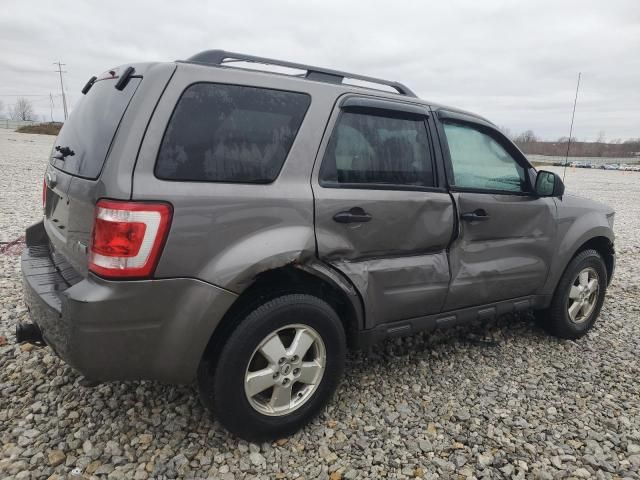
(1, 0, 638, 141)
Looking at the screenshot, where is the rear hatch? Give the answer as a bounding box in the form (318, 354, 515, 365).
(44, 67, 142, 279)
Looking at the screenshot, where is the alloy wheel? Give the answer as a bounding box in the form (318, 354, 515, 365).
(244, 324, 326, 416)
(567, 267, 599, 324)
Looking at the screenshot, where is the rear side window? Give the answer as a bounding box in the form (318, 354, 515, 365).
(156, 83, 310, 183)
(320, 109, 434, 188)
(50, 77, 141, 179)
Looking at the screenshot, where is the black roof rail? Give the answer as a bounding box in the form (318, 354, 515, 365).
(183, 49, 417, 97)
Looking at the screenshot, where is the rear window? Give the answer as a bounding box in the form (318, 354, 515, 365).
(50, 77, 141, 179)
(155, 83, 310, 183)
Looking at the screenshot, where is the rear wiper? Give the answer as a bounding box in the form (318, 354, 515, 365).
(54, 145, 75, 160)
(81, 75, 97, 95)
(115, 66, 135, 91)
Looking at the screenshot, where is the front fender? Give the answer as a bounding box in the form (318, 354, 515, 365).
(541, 203, 614, 295)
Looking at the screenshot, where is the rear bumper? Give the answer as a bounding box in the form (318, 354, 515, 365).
(21, 221, 237, 383)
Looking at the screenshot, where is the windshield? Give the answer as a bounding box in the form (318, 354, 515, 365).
(50, 77, 141, 179)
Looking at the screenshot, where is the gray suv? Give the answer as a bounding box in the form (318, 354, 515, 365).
(19, 50, 615, 440)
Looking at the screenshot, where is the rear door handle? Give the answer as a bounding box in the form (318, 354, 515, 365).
(461, 209, 490, 221)
(333, 207, 372, 224)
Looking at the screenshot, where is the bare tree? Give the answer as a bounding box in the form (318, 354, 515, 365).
(10, 97, 35, 121)
(514, 130, 538, 144)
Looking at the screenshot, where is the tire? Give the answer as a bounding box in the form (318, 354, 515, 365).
(536, 249, 608, 339)
(198, 294, 346, 441)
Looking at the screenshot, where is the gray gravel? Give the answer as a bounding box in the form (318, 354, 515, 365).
(1, 128, 639, 479)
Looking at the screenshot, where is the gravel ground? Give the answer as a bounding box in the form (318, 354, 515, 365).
(1, 128, 639, 479)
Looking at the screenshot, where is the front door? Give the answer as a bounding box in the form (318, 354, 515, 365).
(436, 113, 557, 310)
(312, 96, 455, 328)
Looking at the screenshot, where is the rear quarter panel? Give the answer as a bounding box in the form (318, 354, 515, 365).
(132, 64, 341, 292)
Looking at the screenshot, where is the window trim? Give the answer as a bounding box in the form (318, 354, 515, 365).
(153, 81, 312, 185)
(318, 105, 440, 191)
(435, 111, 535, 195)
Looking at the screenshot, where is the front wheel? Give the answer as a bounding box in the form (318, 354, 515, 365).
(198, 294, 346, 441)
(536, 249, 608, 339)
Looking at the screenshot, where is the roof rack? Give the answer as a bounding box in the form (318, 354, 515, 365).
(183, 49, 417, 97)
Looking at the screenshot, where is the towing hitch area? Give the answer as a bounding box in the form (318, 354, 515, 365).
(15, 322, 46, 346)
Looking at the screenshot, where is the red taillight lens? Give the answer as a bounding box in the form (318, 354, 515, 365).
(91, 219, 147, 257)
(89, 200, 172, 279)
(42, 179, 47, 209)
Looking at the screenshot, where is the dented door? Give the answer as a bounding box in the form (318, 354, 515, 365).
(443, 192, 557, 310)
(312, 95, 455, 327)
(436, 111, 557, 310)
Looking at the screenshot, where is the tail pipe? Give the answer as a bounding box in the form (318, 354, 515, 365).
(15, 322, 46, 346)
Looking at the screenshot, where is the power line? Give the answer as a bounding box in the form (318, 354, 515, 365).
(53, 61, 68, 120)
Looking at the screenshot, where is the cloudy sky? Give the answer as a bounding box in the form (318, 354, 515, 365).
(1, 0, 638, 140)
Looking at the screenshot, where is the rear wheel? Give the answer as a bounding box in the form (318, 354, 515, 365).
(198, 294, 346, 441)
(536, 249, 607, 339)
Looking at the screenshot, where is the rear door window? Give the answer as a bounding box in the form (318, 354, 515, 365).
(155, 83, 310, 183)
(320, 109, 434, 188)
(50, 77, 141, 179)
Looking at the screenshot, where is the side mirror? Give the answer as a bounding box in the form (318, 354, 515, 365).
(535, 170, 565, 197)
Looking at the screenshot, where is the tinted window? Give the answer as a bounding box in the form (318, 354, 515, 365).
(443, 122, 527, 192)
(320, 110, 433, 187)
(50, 78, 141, 179)
(156, 83, 310, 183)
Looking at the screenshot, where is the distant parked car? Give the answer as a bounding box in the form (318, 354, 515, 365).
(619, 164, 639, 172)
(603, 164, 619, 170)
(570, 161, 591, 168)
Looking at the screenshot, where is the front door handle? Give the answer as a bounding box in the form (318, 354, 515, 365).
(461, 209, 490, 221)
(333, 207, 372, 224)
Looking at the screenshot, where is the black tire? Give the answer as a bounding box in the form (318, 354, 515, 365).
(536, 249, 608, 339)
(198, 294, 346, 441)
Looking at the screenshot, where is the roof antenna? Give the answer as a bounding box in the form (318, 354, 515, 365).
(563, 72, 581, 183)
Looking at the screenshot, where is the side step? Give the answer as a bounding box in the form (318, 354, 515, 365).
(357, 295, 550, 348)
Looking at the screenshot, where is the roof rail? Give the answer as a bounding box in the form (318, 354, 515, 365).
(183, 49, 417, 97)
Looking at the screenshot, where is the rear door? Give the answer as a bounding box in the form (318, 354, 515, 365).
(312, 96, 455, 328)
(435, 110, 557, 310)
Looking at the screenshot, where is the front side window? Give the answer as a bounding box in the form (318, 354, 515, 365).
(320, 109, 434, 187)
(156, 83, 310, 183)
(443, 122, 527, 193)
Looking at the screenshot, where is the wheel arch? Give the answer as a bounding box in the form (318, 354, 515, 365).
(544, 232, 615, 298)
(199, 263, 365, 369)
(574, 236, 615, 285)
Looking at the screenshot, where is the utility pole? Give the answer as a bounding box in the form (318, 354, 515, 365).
(49, 93, 55, 122)
(53, 61, 68, 120)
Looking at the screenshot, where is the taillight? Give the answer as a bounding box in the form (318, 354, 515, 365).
(42, 179, 46, 209)
(88, 199, 172, 279)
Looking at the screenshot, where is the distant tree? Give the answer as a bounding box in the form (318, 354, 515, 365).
(10, 97, 35, 121)
(514, 130, 538, 143)
(596, 131, 606, 143)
